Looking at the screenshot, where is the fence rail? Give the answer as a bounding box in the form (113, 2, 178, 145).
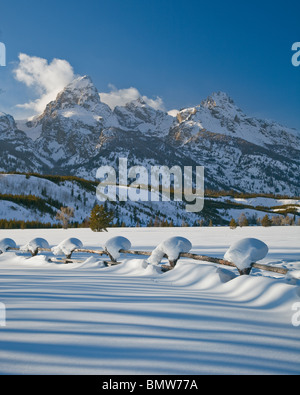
(7, 246, 289, 276)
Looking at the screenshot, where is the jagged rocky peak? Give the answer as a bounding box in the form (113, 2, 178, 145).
(0, 112, 31, 143)
(201, 91, 235, 109)
(116, 96, 156, 116)
(126, 96, 147, 108)
(114, 96, 147, 116)
(0, 112, 16, 131)
(0, 112, 34, 150)
(112, 95, 175, 138)
(176, 107, 198, 124)
(29, 75, 113, 128)
(176, 92, 237, 124)
(54, 75, 101, 110)
(36, 75, 102, 120)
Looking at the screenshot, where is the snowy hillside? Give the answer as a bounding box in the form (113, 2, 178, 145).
(0, 226, 299, 375)
(0, 75, 299, 196)
(0, 173, 202, 226)
(0, 173, 299, 227)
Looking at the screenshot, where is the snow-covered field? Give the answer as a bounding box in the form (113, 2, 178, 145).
(0, 226, 299, 375)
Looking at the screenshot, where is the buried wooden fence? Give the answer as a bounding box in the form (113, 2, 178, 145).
(7, 246, 289, 276)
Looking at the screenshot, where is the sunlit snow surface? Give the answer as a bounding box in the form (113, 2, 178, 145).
(0, 226, 299, 375)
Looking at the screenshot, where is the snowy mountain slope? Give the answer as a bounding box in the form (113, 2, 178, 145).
(0, 75, 299, 197)
(167, 128, 300, 195)
(113, 97, 174, 137)
(0, 113, 48, 173)
(0, 173, 298, 227)
(0, 173, 202, 226)
(174, 92, 300, 150)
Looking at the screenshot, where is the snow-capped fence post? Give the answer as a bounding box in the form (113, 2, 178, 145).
(52, 238, 83, 263)
(104, 237, 132, 264)
(147, 237, 192, 269)
(236, 266, 252, 276)
(104, 248, 116, 263)
(20, 238, 50, 257)
(0, 238, 17, 254)
(224, 238, 269, 276)
(2, 235, 290, 277)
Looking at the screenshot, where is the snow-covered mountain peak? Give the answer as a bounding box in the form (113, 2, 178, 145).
(210, 91, 235, 104)
(0, 112, 17, 131)
(128, 96, 148, 108)
(26, 75, 113, 129)
(171, 91, 300, 152)
(113, 96, 174, 138)
(201, 91, 237, 111)
(67, 75, 94, 90)
(121, 97, 150, 113)
(53, 75, 101, 111)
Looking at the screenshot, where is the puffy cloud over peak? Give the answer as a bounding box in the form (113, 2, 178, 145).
(99, 84, 165, 111)
(13, 53, 75, 114)
(12, 54, 165, 116)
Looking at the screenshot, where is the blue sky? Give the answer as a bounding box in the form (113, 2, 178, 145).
(0, 0, 299, 128)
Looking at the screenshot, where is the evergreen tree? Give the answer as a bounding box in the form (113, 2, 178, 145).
(261, 214, 272, 227)
(147, 218, 153, 227)
(229, 218, 237, 229)
(153, 216, 160, 227)
(89, 204, 114, 232)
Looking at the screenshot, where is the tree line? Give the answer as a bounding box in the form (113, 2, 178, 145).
(0, 202, 299, 230)
(229, 212, 299, 229)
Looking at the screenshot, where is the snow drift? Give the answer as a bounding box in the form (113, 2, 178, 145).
(0, 227, 299, 375)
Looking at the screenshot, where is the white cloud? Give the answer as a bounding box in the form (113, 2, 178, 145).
(12, 54, 165, 115)
(13, 53, 75, 114)
(99, 84, 165, 111)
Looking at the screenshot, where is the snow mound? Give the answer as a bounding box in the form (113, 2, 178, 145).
(0, 238, 17, 253)
(20, 238, 50, 256)
(72, 256, 106, 269)
(156, 261, 237, 289)
(285, 270, 300, 286)
(52, 238, 83, 256)
(219, 275, 300, 309)
(224, 238, 269, 271)
(104, 236, 131, 260)
(105, 259, 161, 276)
(24, 255, 50, 266)
(148, 236, 192, 265)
